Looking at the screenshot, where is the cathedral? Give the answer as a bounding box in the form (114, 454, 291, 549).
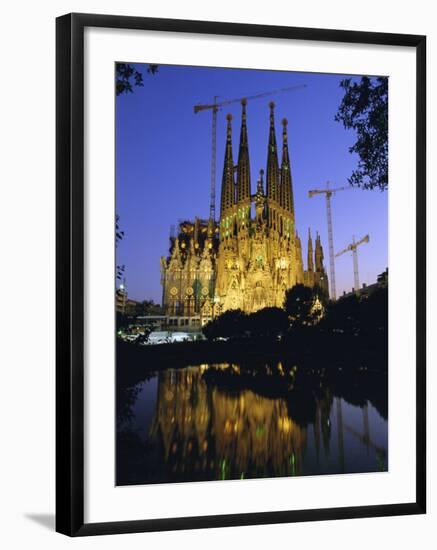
(160, 100, 328, 325)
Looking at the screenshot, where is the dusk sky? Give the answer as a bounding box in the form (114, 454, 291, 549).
(116, 64, 388, 303)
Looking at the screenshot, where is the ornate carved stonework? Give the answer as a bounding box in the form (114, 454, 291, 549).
(160, 102, 329, 320)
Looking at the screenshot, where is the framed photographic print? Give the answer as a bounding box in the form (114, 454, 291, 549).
(56, 13, 426, 536)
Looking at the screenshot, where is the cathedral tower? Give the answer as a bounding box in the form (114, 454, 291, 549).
(236, 99, 251, 209)
(280, 118, 295, 240)
(220, 113, 235, 221)
(307, 229, 314, 272)
(315, 232, 324, 272)
(161, 102, 329, 320)
(266, 102, 280, 205)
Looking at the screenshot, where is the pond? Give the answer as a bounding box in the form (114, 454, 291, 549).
(117, 363, 387, 485)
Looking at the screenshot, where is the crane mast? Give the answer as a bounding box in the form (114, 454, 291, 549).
(194, 84, 307, 222)
(335, 234, 370, 293)
(308, 183, 348, 300)
(209, 98, 219, 222)
(352, 237, 360, 291)
(325, 191, 336, 301)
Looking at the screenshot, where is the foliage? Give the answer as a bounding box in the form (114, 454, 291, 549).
(115, 214, 125, 281)
(135, 325, 153, 346)
(142, 300, 160, 314)
(335, 76, 388, 191)
(283, 284, 319, 327)
(247, 307, 289, 338)
(323, 293, 361, 335)
(203, 306, 289, 341)
(133, 300, 163, 316)
(116, 63, 158, 96)
(315, 283, 330, 307)
(360, 287, 388, 333)
(116, 311, 129, 332)
(202, 309, 248, 340)
(322, 286, 388, 336)
(115, 214, 125, 244)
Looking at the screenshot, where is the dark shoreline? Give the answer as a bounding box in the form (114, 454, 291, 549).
(118, 335, 387, 412)
(117, 331, 387, 377)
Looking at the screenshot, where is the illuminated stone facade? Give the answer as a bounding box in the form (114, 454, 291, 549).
(160, 217, 219, 323)
(160, 101, 328, 320)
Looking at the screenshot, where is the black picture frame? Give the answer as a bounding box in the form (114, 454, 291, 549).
(56, 12, 426, 537)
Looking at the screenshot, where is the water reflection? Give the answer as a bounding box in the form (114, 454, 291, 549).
(117, 363, 387, 485)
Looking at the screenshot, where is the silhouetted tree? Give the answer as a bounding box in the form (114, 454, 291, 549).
(139, 299, 163, 315)
(361, 287, 388, 333)
(247, 307, 289, 338)
(135, 325, 153, 346)
(335, 76, 388, 191)
(284, 284, 317, 327)
(116, 63, 158, 96)
(116, 311, 129, 332)
(202, 309, 248, 340)
(314, 283, 329, 307)
(115, 214, 125, 282)
(322, 286, 388, 337)
(323, 293, 361, 335)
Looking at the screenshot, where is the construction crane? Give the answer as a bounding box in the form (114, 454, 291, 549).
(335, 234, 370, 293)
(194, 84, 307, 222)
(308, 183, 349, 300)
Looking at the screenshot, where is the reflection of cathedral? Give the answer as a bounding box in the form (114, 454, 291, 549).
(160, 101, 328, 321)
(150, 367, 332, 480)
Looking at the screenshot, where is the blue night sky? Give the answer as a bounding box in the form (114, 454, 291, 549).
(116, 64, 388, 303)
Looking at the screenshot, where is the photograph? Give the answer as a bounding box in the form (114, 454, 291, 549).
(115, 62, 389, 486)
(0, 1, 430, 545)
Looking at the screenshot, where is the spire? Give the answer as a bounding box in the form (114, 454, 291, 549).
(307, 228, 314, 272)
(194, 217, 200, 245)
(266, 102, 280, 204)
(295, 230, 303, 268)
(254, 169, 266, 225)
(207, 217, 214, 239)
(257, 168, 265, 194)
(220, 114, 235, 217)
(236, 99, 251, 204)
(296, 230, 302, 250)
(169, 237, 182, 268)
(280, 118, 295, 214)
(315, 231, 324, 272)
